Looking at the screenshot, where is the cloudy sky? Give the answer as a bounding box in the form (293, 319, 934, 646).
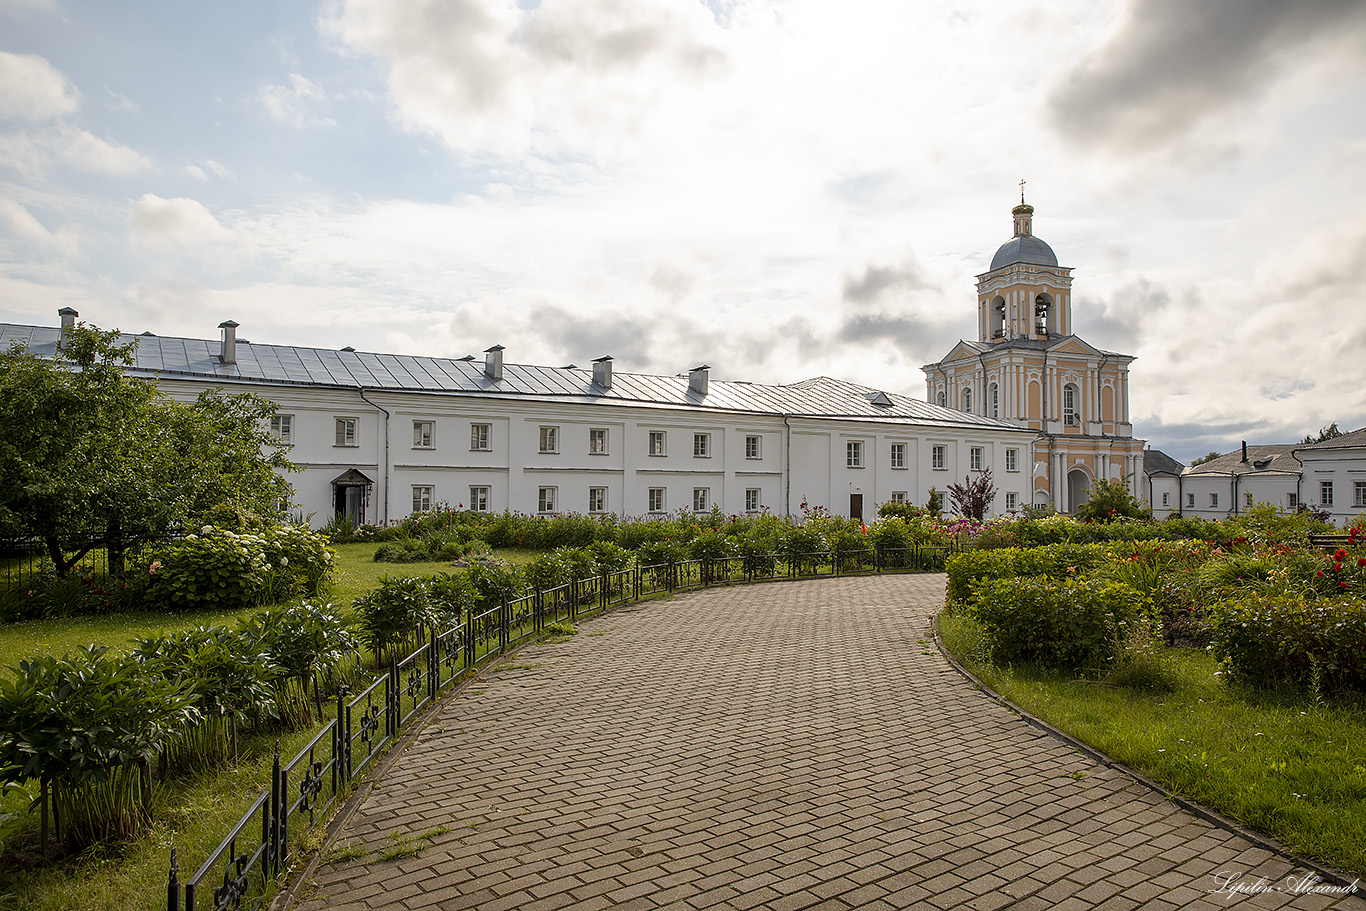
(2, 0, 1365, 463)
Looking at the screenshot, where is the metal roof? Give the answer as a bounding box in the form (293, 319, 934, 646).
(1182, 444, 1302, 477)
(989, 234, 1059, 271)
(1, 322, 1030, 433)
(1143, 448, 1184, 477)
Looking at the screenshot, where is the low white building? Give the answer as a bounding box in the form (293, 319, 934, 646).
(3, 312, 1039, 527)
(1178, 443, 1301, 519)
(1295, 427, 1366, 525)
(1142, 448, 1183, 515)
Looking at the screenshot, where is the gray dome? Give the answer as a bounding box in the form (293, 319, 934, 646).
(989, 234, 1058, 270)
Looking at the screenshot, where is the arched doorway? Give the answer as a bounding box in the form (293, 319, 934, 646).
(1067, 468, 1091, 513)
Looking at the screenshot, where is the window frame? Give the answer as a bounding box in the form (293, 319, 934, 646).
(890, 491, 907, 504)
(1062, 384, 1079, 427)
(890, 442, 907, 470)
(1186, 493, 1195, 509)
(931, 444, 946, 471)
(970, 446, 983, 471)
(470, 423, 492, 451)
(745, 488, 760, 513)
(469, 486, 489, 512)
(588, 486, 607, 513)
(648, 431, 666, 457)
(412, 420, 434, 449)
(537, 486, 558, 514)
(693, 432, 711, 458)
(1005, 448, 1018, 472)
(412, 485, 433, 514)
(334, 417, 358, 447)
(648, 487, 666, 513)
(588, 427, 608, 455)
(538, 426, 559, 454)
(1321, 480, 1334, 507)
(1210, 493, 1219, 508)
(1005, 491, 1018, 511)
(961, 388, 972, 414)
(693, 487, 710, 512)
(270, 414, 294, 444)
(745, 435, 762, 460)
(1354, 480, 1366, 508)
(846, 440, 864, 469)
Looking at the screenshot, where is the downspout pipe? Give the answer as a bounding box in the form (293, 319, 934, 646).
(357, 387, 390, 524)
(782, 414, 792, 520)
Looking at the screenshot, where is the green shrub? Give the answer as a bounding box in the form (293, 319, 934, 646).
(870, 518, 911, 566)
(0, 646, 199, 850)
(141, 524, 334, 611)
(970, 576, 1144, 672)
(373, 537, 432, 563)
(945, 543, 1109, 604)
(782, 525, 828, 561)
(877, 501, 927, 522)
(588, 540, 633, 575)
(466, 560, 527, 608)
(543, 513, 602, 549)
(354, 576, 454, 664)
(1210, 595, 1366, 695)
(689, 531, 739, 562)
(244, 601, 357, 727)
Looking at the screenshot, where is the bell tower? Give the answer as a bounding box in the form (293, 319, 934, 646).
(975, 190, 1073, 343)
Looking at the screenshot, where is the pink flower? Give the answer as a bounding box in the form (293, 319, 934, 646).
(149, 561, 162, 574)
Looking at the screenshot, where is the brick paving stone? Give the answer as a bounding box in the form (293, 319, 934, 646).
(286, 576, 1366, 911)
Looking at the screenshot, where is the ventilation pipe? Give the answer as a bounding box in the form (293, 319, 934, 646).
(592, 355, 613, 389)
(58, 307, 78, 347)
(484, 345, 504, 381)
(689, 364, 710, 396)
(218, 320, 239, 365)
(1241, 441, 1248, 463)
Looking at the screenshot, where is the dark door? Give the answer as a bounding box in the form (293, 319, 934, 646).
(850, 494, 863, 522)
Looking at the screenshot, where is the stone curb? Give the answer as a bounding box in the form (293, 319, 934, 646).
(931, 621, 1362, 893)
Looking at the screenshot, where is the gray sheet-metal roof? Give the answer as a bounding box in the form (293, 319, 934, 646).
(1296, 426, 1366, 452)
(989, 234, 1059, 270)
(1182, 444, 1301, 477)
(1, 322, 1032, 433)
(1143, 448, 1183, 477)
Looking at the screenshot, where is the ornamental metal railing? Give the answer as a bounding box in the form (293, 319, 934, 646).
(165, 548, 955, 911)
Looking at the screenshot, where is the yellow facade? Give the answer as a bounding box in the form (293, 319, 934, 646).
(924, 200, 1146, 512)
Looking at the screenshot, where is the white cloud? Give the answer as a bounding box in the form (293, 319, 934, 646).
(128, 194, 226, 247)
(0, 51, 79, 120)
(0, 126, 150, 177)
(260, 73, 335, 128)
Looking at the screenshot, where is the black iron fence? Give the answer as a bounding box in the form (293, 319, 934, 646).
(165, 547, 957, 911)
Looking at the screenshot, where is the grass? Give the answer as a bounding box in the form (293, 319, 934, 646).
(937, 610, 1366, 878)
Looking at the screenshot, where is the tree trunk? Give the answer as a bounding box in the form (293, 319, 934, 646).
(107, 516, 126, 575)
(45, 536, 93, 578)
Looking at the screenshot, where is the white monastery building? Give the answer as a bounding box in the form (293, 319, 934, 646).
(923, 196, 1147, 512)
(2, 308, 1037, 527)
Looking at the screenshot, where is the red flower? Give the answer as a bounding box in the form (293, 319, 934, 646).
(1341, 581, 1349, 589)
(1335, 549, 1347, 560)
(1359, 558, 1366, 567)
(1316, 570, 1324, 578)
(1335, 563, 1343, 573)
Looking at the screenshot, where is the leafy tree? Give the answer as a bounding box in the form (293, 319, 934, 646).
(1302, 422, 1343, 444)
(926, 487, 943, 519)
(1074, 477, 1149, 523)
(1189, 451, 1222, 467)
(947, 469, 997, 521)
(0, 323, 295, 575)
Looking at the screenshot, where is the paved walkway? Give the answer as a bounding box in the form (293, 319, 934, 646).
(294, 575, 1364, 911)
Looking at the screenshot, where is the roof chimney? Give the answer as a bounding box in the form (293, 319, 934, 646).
(689, 364, 710, 396)
(592, 355, 613, 390)
(57, 307, 78, 347)
(1241, 440, 1248, 463)
(484, 345, 504, 381)
(218, 320, 239, 365)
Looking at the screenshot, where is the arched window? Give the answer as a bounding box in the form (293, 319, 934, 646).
(937, 390, 946, 408)
(962, 388, 972, 413)
(990, 296, 1005, 339)
(1035, 293, 1052, 336)
(1063, 383, 1079, 426)
(988, 382, 999, 419)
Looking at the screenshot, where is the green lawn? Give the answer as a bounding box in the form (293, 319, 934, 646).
(938, 610, 1366, 878)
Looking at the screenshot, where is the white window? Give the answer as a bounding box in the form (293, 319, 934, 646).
(1354, 481, 1366, 507)
(1161, 492, 1170, 507)
(589, 428, 608, 454)
(846, 441, 864, 468)
(1005, 448, 1018, 472)
(269, 414, 294, 444)
(538, 486, 557, 513)
(469, 486, 489, 512)
(890, 442, 907, 470)
(335, 417, 357, 447)
(470, 423, 491, 451)
(890, 491, 907, 504)
(539, 426, 559, 453)
(1321, 481, 1334, 507)
(693, 433, 711, 457)
(693, 488, 710, 512)
(931, 445, 946, 471)
(970, 447, 983, 471)
(962, 388, 972, 413)
(1063, 384, 1079, 427)
(413, 420, 434, 448)
(745, 488, 760, 512)
(1210, 493, 1219, 508)
(745, 435, 761, 459)
(1005, 492, 1018, 511)
(1187, 493, 1195, 509)
(649, 431, 666, 456)
(648, 487, 665, 512)
(1288, 492, 1298, 509)
(988, 383, 999, 419)
(412, 485, 433, 514)
(588, 487, 607, 513)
